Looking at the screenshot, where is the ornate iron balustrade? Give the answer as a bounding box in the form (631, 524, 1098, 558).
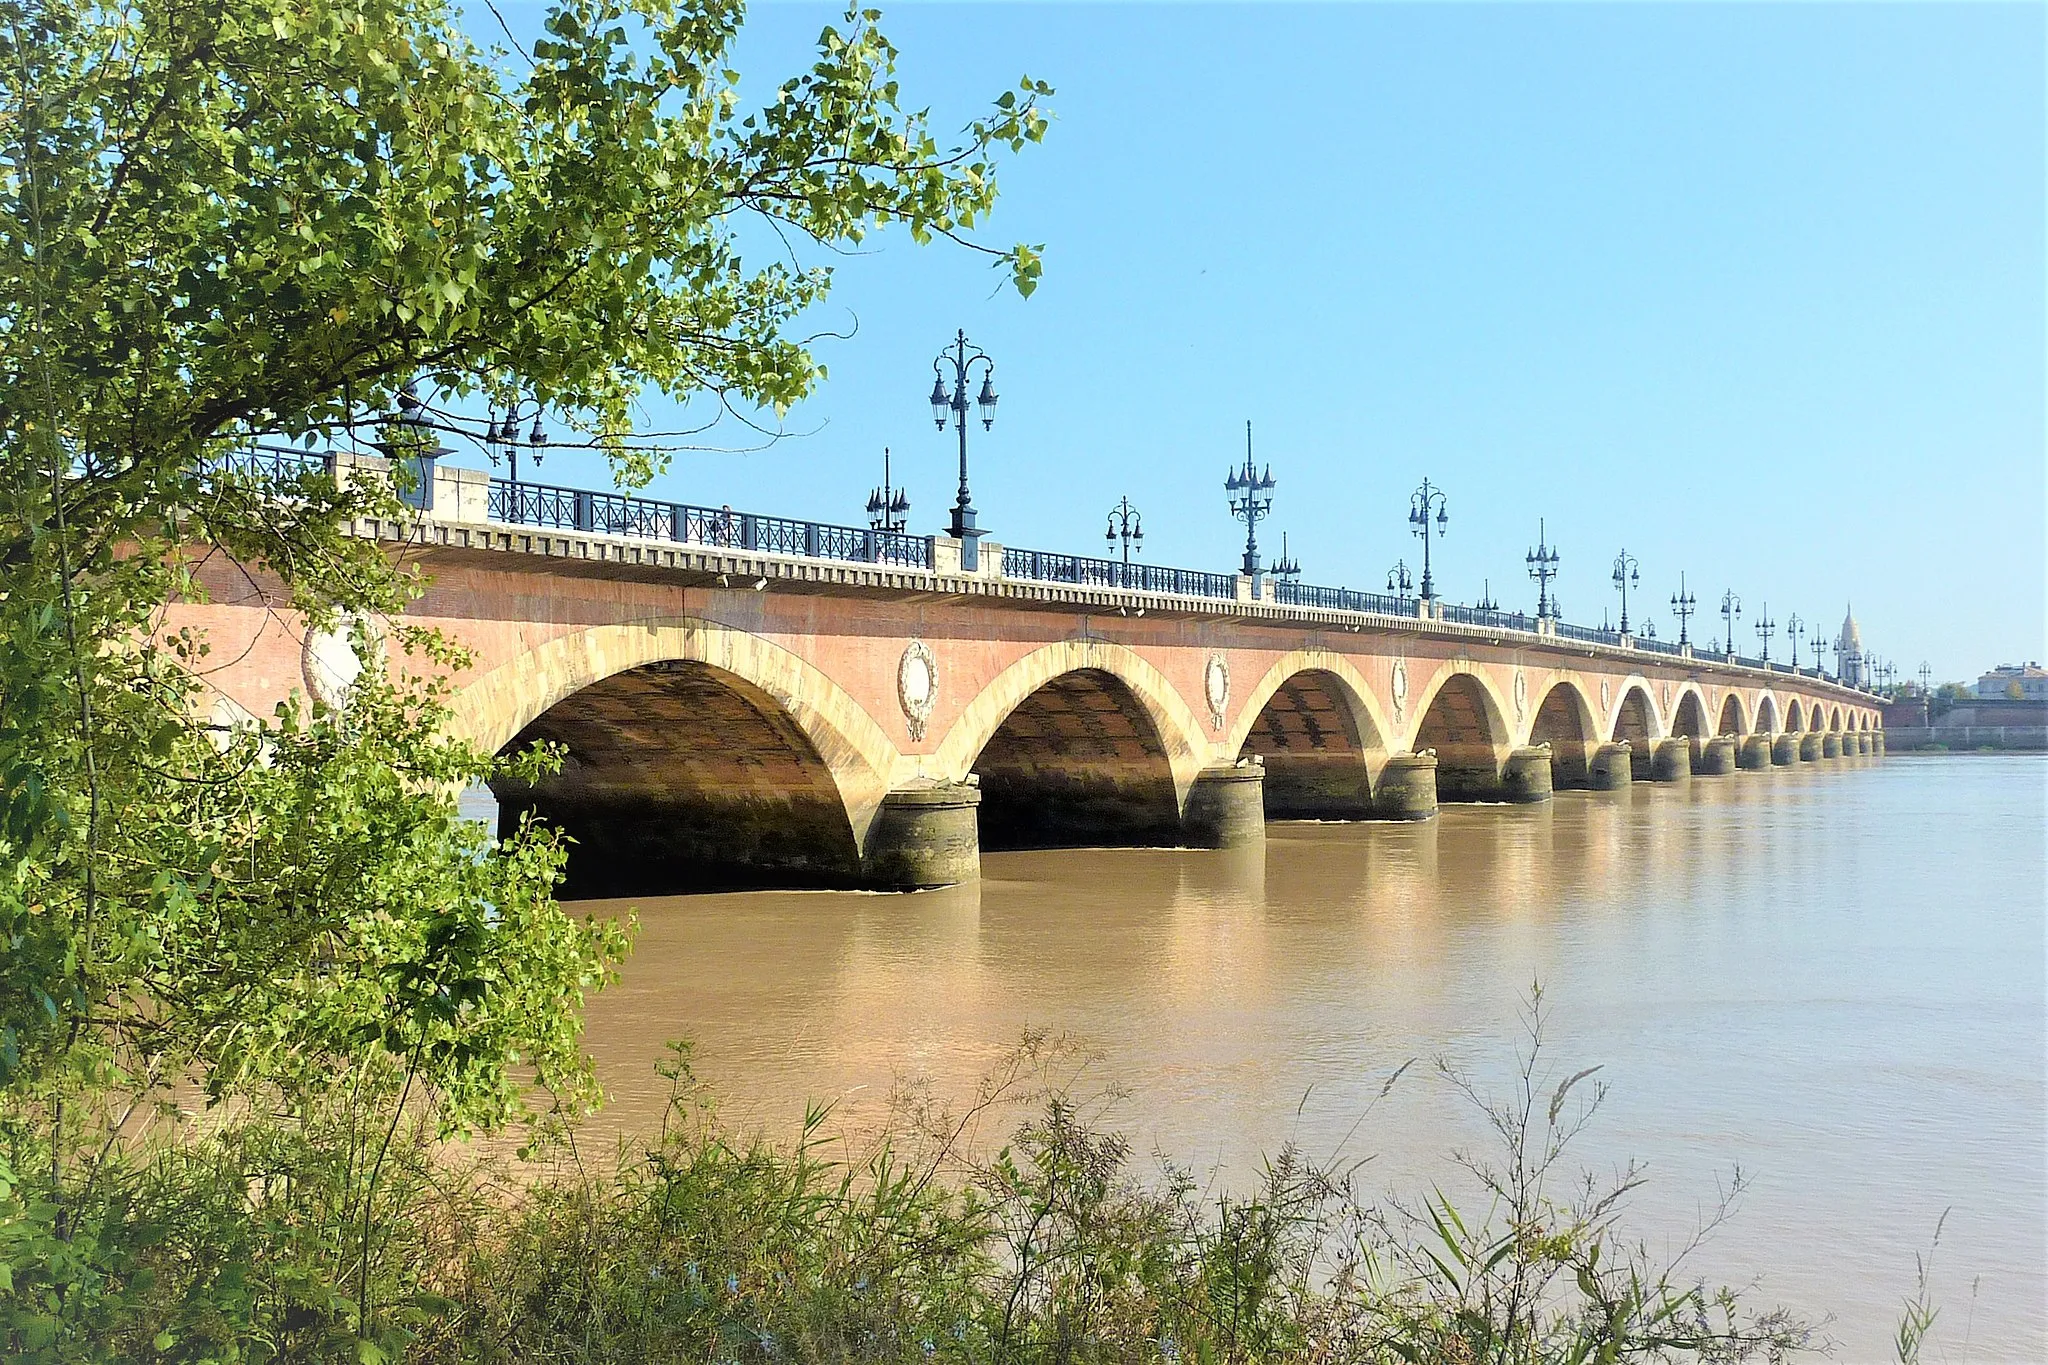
(1273, 580, 1413, 617)
(486, 480, 933, 569)
(1000, 547, 1236, 600)
(1554, 621, 1618, 647)
(1634, 636, 1685, 657)
(202, 444, 336, 484)
(1441, 602, 1536, 632)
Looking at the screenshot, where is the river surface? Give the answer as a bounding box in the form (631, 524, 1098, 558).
(568, 755, 2046, 1360)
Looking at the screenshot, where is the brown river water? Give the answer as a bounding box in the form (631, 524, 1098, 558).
(559, 755, 2045, 1360)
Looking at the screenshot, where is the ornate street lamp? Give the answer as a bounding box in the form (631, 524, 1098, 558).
(1756, 603, 1776, 664)
(929, 328, 997, 564)
(1105, 495, 1143, 588)
(1475, 578, 1498, 612)
(1671, 573, 1698, 647)
(1526, 519, 1560, 620)
(866, 446, 910, 534)
(1271, 531, 1302, 583)
(1387, 560, 1414, 595)
(1225, 420, 1276, 586)
(1787, 614, 1805, 675)
(1408, 477, 1448, 601)
(1810, 631, 1826, 676)
(1611, 549, 1640, 635)
(1720, 590, 1742, 656)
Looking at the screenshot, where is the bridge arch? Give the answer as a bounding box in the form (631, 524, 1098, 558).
(1228, 651, 1393, 818)
(1409, 664, 1513, 800)
(933, 638, 1209, 848)
(1830, 705, 1844, 732)
(1605, 676, 1664, 746)
(1755, 693, 1779, 735)
(451, 617, 898, 895)
(1526, 678, 1600, 787)
(1785, 698, 1805, 733)
(1716, 692, 1749, 736)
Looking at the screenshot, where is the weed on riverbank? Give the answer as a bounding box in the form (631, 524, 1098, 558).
(2, 991, 1823, 1363)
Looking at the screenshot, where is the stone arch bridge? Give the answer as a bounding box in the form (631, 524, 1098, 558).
(171, 471, 1884, 894)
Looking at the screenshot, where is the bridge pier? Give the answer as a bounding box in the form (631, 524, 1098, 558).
(862, 784, 983, 889)
(1182, 762, 1267, 848)
(1649, 737, 1692, 782)
(1737, 735, 1773, 770)
(1856, 732, 1874, 756)
(1800, 733, 1824, 761)
(1589, 742, 1633, 790)
(1501, 746, 1554, 803)
(1375, 752, 1438, 820)
(1822, 733, 1842, 758)
(1772, 733, 1800, 765)
(1695, 736, 1738, 775)
(1258, 755, 1374, 820)
(1872, 731, 1886, 756)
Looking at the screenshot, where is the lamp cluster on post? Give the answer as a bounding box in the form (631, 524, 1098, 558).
(483, 395, 546, 484)
(1224, 421, 1276, 592)
(1720, 590, 1742, 657)
(1408, 478, 1448, 602)
(1786, 614, 1805, 674)
(1526, 520, 1560, 621)
(1387, 560, 1414, 595)
(1755, 603, 1776, 664)
(1611, 549, 1640, 635)
(1671, 574, 1697, 648)
(929, 328, 997, 568)
(1810, 632, 1826, 676)
(1105, 495, 1144, 586)
(866, 447, 910, 534)
(1271, 531, 1302, 584)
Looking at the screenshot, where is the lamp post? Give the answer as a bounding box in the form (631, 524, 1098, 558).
(1271, 531, 1301, 584)
(1104, 495, 1143, 587)
(381, 381, 457, 510)
(866, 447, 910, 533)
(1475, 578, 1498, 613)
(1756, 603, 1776, 664)
(484, 397, 548, 486)
(1611, 549, 1641, 635)
(1720, 590, 1742, 656)
(1671, 574, 1697, 648)
(1918, 662, 1933, 725)
(929, 328, 997, 566)
(1225, 420, 1276, 588)
(1408, 478, 1448, 601)
(1526, 519, 1560, 620)
(1810, 632, 1826, 676)
(1387, 560, 1414, 596)
(1787, 614, 1804, 675)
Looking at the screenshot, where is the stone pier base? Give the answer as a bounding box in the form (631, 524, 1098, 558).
(1589, 743, 1633, 790)
(1649, 737, 1692, 782)
(1375, 752, 1439, 820)
(1695, 736, 1737, 775)
(862, 784, 982, 889)
(1772, 733, 1800, 765)
(1182, 762, 1267, 848)
(1501, 746, 1555, 803)
(1822, 733, 1842, 758)
(1872, 731, 1886, 756)
(1737, 735, 1773, 770)
(1856, 732, 1873, 756)
(1800, 733, 1824, 761)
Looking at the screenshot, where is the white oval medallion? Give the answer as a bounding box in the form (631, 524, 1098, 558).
(1203, 653, 1230, 729)
(1391, 658, 1409, 721)
(302, 615, 381, 710)
(1513, 668, 1528, 720)
(898, 640, 938, 741)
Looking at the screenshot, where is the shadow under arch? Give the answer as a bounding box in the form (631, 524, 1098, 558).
(448, 618, 896, 896)
(1229, 652, 1391, 819)
(1716, 692, 1749, 736)
(1785, 698, 1805, 733)
(1669, 688, 1712, 764)
(1527, 678, 1599, 788)
(966, 666, 1185, 849)
(1755, 693, 1779, 735)
(1411, 668, 1512, 801)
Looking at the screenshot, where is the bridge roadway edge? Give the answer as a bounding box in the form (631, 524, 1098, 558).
(167, 512, 1886, 891)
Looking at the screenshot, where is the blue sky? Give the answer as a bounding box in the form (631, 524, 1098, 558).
(486, 2, 2044, 682)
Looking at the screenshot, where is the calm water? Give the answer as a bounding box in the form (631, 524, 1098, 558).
(571, 755, 2047, 1360)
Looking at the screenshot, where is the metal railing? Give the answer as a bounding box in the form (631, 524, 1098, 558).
(1441, 602, 1536, 632)
(1273, 580, 1413, 616)
(1635, 636, 1685, 657)
(1554, 621, 1618, 646)
(202, 444, 337, 484)
(1000, 547, 1236, 600)
(486, 480, 933, 569)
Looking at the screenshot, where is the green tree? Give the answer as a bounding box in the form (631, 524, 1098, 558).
(0, 0, 1046, 1350)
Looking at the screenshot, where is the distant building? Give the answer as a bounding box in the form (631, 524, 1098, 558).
(1833, 606, 1869, 689)
(1975, 662, 2048, 701)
